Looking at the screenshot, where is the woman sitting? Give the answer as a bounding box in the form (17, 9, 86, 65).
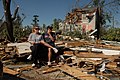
(27, 26, 58, 67)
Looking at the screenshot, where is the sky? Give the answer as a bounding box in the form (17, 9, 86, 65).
(0, 0, 90, 26)
(0, 0, 120, 27)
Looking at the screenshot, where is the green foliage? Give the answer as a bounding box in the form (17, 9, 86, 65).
(52, 18, 62, 31)
(13, 25, 32, 42)
(0, 15, 32, 42)
(41, 24, 46, 33)
(63, 30, 82, 39)
(0, 28, 7, 39)
(13, 15, 32, 42)
(91, 0, 120, 26)
(93, 0, 100, 6)
(101, 27, 120, 41)
(31, 15, 39, 26)
(0, 22, 11, 39)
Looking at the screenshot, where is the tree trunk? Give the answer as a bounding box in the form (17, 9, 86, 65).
(96, 7, 101, 40)
(2, 0, 14, 42)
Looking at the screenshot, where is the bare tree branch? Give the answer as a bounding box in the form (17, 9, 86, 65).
(103, 0, 119, 7)
(12, 5, 19, 21)
(83, 0, 93, 8)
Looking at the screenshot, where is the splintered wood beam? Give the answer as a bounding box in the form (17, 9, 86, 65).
(59, 64, 99, 80)
(3, 67, 19, 75)
(65, 41, 86, 47)
(106, 62, 117, 68)
(42, 68, 60, 74)
(17, 66, 33, 72)
(64, 51, 74, 55)
(75, 52, 118, 59)
(95, 44, 120, 50)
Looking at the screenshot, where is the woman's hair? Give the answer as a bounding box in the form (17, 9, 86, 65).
(32, 26, 40, 33)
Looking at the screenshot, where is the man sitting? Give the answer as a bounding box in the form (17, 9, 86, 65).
(41, 26, 59, 66)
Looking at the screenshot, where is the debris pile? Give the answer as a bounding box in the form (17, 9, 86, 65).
(0, 40, 120, 80)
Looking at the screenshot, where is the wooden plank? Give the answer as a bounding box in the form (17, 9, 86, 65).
(18, 66, 33, 72)
(114, 58, 120, 62)
(95, 44, 120, 50)
(64, 51, 74, 55)
(7, 43, 18, 47)
(59, 64, 99, 80)
(65, 41, 85, 47)
(75, 52, 118, 58)
(42, 68, 59, 74)
(63, 41, 120, 50)
(106, 62, 117, 68)
(3, 67, 19, 75)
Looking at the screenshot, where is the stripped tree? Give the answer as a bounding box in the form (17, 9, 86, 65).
(2, 0, 19, 42)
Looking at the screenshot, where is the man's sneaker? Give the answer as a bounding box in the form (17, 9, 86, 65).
(32, 63, 35, 67)
(59, 55, 65, 61)
(59, 55, 66, 63)
(47, 62, 51, 66)
(27, 55, 32, 60)
(52, 48, 58, 53)
(37, 60, 40, 63)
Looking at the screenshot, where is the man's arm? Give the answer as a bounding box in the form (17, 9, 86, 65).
(48, 33, 55, 42)
(39, 40, 54, 48)
(40, 40, 58, 53)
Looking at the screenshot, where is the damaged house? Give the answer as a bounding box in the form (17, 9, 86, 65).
(59, 7, 100, 36)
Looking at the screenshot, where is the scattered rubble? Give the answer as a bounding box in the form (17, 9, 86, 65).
(0, 40, 120, 80)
